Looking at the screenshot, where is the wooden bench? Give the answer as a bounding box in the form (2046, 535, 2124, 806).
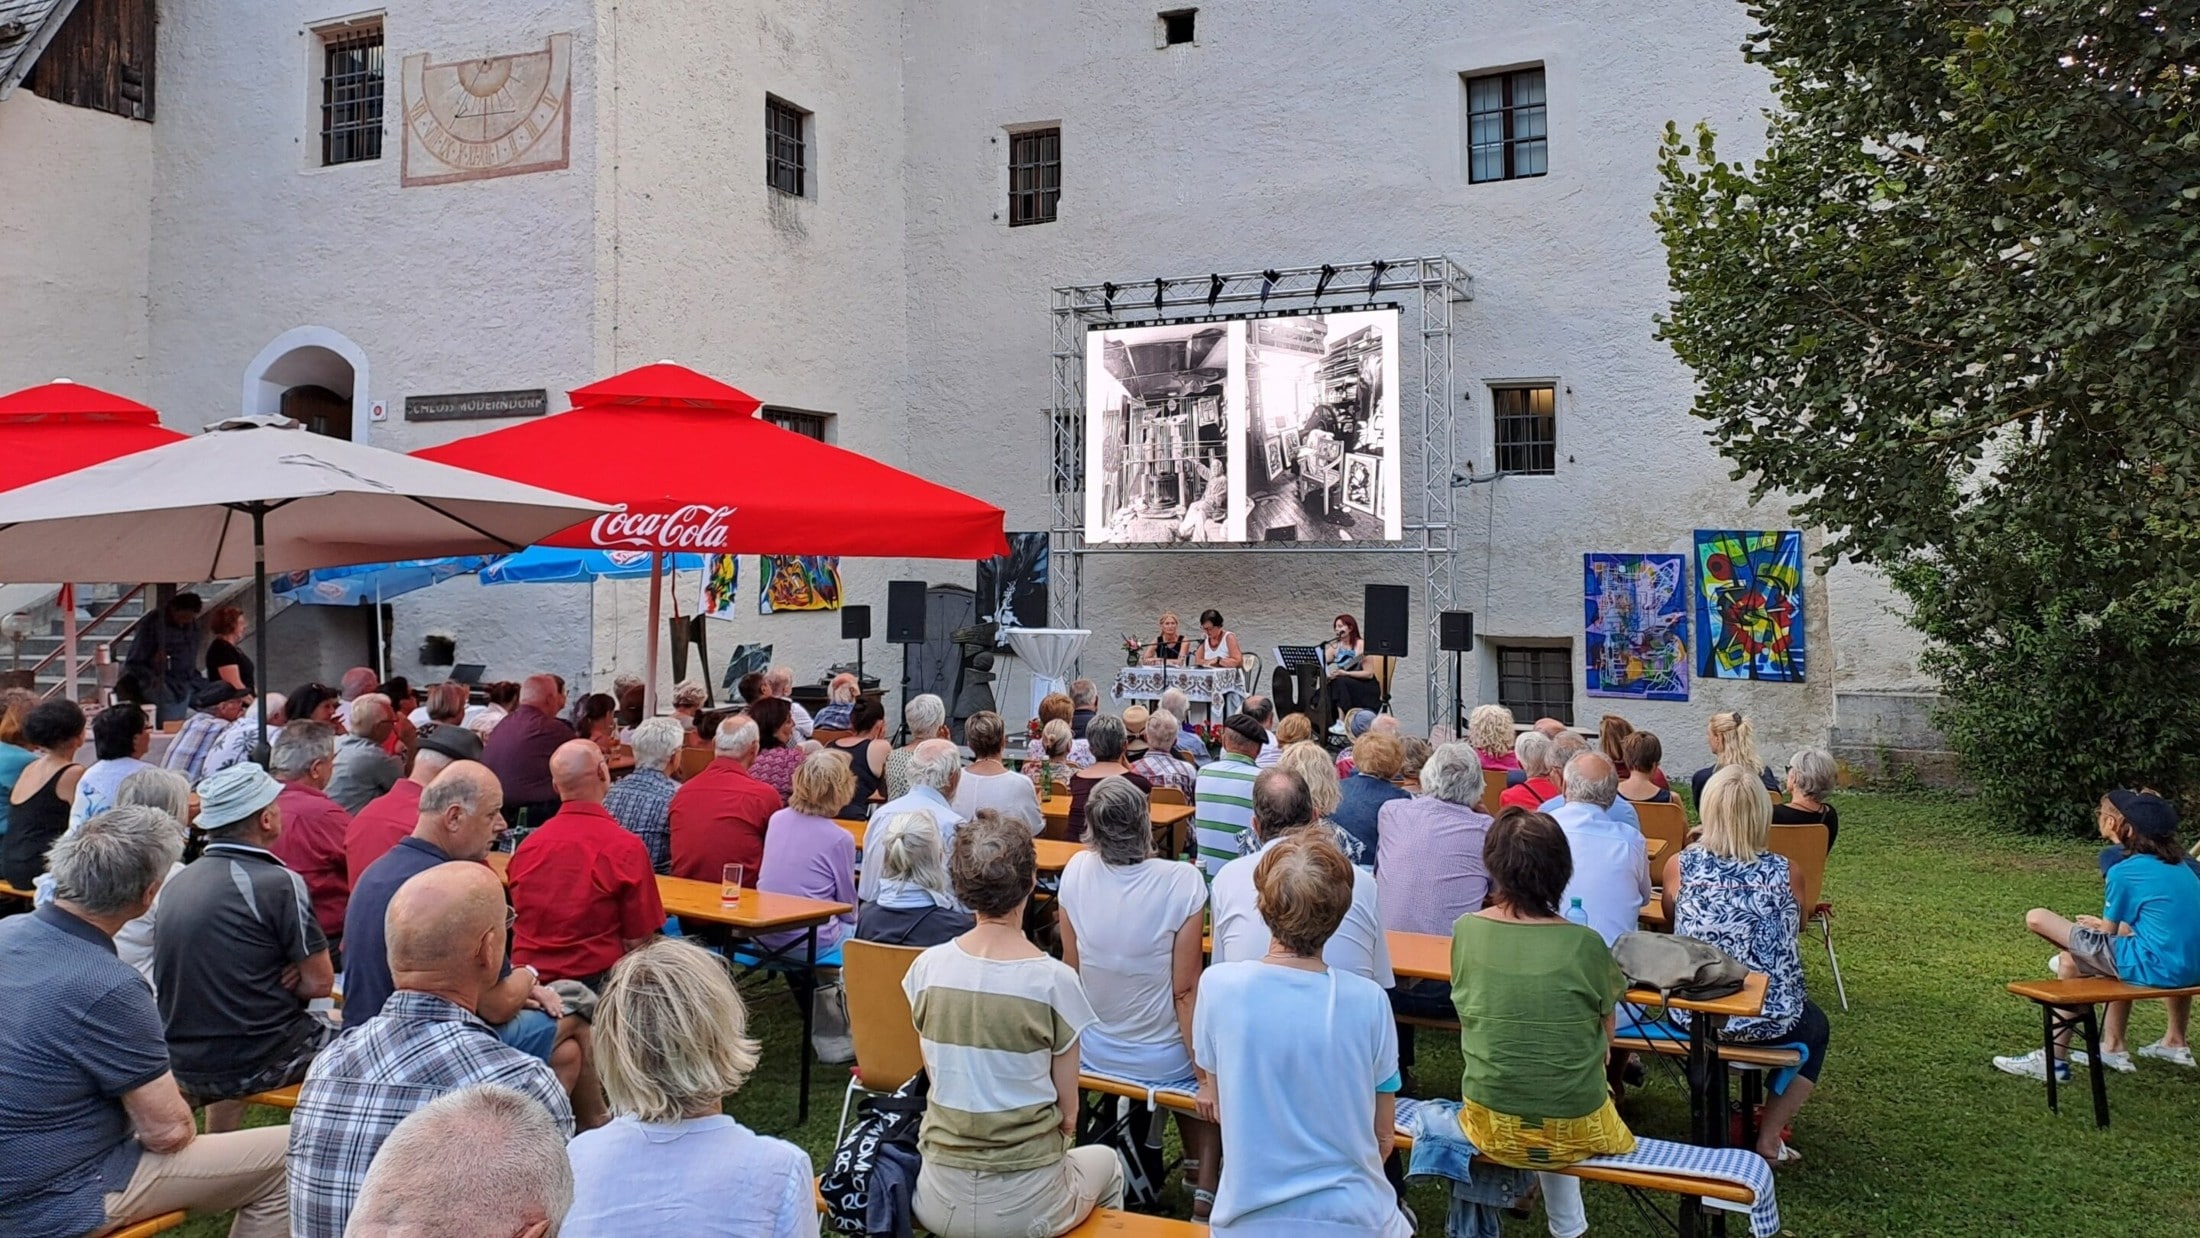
(2006, 977, 2200, 1128)
(243, 1085, 301, 1110)
(96, 1212, 189, 1238)
(1064, 1210, 1208, 1235)
(0, 878, 33, 902)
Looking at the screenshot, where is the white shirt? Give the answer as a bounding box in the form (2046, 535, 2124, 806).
(1210, 835, 1394, 988)
(1058, 852, 1209, 1082)
(1539, 792, 1640, 830)
(1256, 731, 1281, 769)
(1548, 799, 1653, 946)
(787, 699, 815, 741)
(858, 784, 963, 903)
(950, 769, 1044, 836)
(1193, 962, 1410, 1236)
(564, 1114, 818, 1238)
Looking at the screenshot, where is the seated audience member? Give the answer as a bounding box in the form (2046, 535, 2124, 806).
(1546, 752, 1652, 945)
(344, 1084, 574, 1238)
(1064, 714, 1152, 843)
(1377, 743, 1492, 1023)
(952, 710, 1044, 835)
(1499, 730, 1557, 812)
(326, 693, 403, 813)
(510, 740, 666, 988)
(612, 674, 646, 728)
(1333, 730, 1410, 859)
(1275, 712, 1315, 749)
(287, 681, 343, 729)
(826, 695, 892, 818)
(340, 762, 602, 1126)
(347, 723, 479, 879)
(1068, 678, 1101, 738)
(757, 750, 860, 956)
(290, 862, 577, 1237)
(1467, 704, 1522, 779)
(378, 677, 419, 755)
(1242, 694, 1283, 767)
(1058, 778, 1219, 1215)
(1996, 789, 2200, 1079)
(670, 679, 711, 739)
(1210, 768, 1393, 986)
(163, 681, 251, 785)
(1537, 731, 1640, 829)
(1331, 709, 1379, 777)
(269, 719, 353, 945)
(0, 808, 291, 1238)
(1598, 713, 1648, 780)
(813, 672, 862, 732)
(410, 680, 469, 729)
(861, 739, 964, 902)
(603, 716, 684, 874)
(69, 703, 154, 828)
(1665, 767, 1830, 1165)
(1275, 739, 1368, 867)
(1453, 807, 1635, 1237)
(1158, 687, 1211, 762)
(1024, 691, 1094, 768)
(1191, 609, 1244, 670)
(887, 693, 953, 801)
(736, 671, 769, 708)
(855, 810, 976, 946)
(1532, 717, 1568, 739)
(104, 769, 196, 990)
(905, 814, 1125, 1238)
(569, 692, 620, 753)
(1194, 831, 1411, 1237)
(1689, 710, 1782, 805)
(1396, 736, 1432, 789)
(766, 664, 816, 740)
(2, 698, 86, 886)
(1192, 714, 1266, 877)
(468, 680, 521, 739)
(1133, 709, 1201, 798)
(205, 690, 288, 779)
(1773, 746, 1841, 849)
(483, 674, 577, 826)
(1024, 719, 1080, 796)
(154, 763, 338, 1128)
(334, 667, 379, 728)
(670, 717, 782, 892)
(1120, 703, 1153, 761)
(1616, 731, 1674, 804)
(745, 697, 806, 801)
(564, 940, 818, 1237)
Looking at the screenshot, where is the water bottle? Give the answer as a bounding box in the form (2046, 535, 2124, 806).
(1564, 897, 1591, 928)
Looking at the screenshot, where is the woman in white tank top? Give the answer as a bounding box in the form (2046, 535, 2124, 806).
(1193, 608, 1242, 668)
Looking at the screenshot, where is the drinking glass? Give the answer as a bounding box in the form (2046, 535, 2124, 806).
(721, 863, 745, 908)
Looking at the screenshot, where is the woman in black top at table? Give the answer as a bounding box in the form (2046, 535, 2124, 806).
(830, 695, 892, 818)
(203, 604, 254, 694)
(1145, 611, 1188, 666)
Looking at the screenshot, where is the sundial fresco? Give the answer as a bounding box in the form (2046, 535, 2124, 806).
(401, 33, 572, 186)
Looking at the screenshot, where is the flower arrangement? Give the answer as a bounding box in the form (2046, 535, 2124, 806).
(1122, 634, 1144, 665)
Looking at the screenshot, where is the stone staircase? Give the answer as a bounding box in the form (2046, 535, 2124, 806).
(0, 580, 265, 701)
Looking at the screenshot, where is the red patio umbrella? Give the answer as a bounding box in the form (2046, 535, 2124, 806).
(413, 362, 1009, 707)
(0, 379, 189, 699)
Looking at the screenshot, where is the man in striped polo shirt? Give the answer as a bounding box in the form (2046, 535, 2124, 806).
(1193, 714, 1268, 877)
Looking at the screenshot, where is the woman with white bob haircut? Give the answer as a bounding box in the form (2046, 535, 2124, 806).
(853, 811, 975, 948)
(563, 938, 819, 1236)
(1772, 746, 1841, 850)
(110, 768, 195, 988)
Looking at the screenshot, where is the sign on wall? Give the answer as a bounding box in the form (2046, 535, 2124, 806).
(401, 33, 573, 187)
(403, 390, 548, 422)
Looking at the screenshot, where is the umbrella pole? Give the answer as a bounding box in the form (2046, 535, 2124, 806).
(61, 584, 77, 703)
(373, 583, 386, 681)
(251, 505, 271, 767)
(643, 551, 663, 718)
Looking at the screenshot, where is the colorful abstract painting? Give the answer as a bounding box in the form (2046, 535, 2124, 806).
(759, 555, 843, 614)
(1694, 530, 1807, 682)
(698, 555, 740, 621)
(1583, 554, 1690, 700)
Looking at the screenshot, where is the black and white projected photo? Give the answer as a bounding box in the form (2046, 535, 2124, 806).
(1240, 309, 1401, 543)
(1083, 323, 1234, 544)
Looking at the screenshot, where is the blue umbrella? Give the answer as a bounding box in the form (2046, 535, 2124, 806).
(271, 557, 494, 606)
(477, 546, 704, 584)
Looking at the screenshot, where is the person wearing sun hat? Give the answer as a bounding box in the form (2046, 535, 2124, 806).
(152, 761, 340, 1130)
(1993, 789, 2200, 1081)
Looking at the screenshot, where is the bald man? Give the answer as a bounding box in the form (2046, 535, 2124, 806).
(508, 740, 664, 989)
(481, 673, 575, 829)
(289, 863, 574, 1238)
(1545, 751, 1652, 946)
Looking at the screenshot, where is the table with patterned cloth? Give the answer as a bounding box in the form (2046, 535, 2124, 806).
(1111, 666, 1250, 704)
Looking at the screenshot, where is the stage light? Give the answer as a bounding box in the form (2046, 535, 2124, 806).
(1102, 282, 1118, 314)
(1368, 260, 1390, 298)
(1313, 264, 1337, 303)
(1260, 269, 1280, 306)
(1153, 278, 1171, 313)
(1207, 273, 1224, 309)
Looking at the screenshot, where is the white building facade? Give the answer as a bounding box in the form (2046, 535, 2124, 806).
(0, 0, 1937, 775)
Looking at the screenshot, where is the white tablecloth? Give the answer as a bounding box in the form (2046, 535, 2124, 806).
(1004, 627, 1089, 715)
(1112, 665, 1250, 705)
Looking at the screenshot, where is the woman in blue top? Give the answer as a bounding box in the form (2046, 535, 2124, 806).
(1995, 790, 2200, 1081)
(0, 689, 37, 838)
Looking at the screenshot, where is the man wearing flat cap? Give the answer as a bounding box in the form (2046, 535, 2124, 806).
(162, 680, 252, 785)
(346, 724, 483, 880)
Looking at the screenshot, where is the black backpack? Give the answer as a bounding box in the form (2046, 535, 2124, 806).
(820, 1071, 928, 1236)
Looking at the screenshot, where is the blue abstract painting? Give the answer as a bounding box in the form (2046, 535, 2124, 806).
(1584, 553, 1690, 700)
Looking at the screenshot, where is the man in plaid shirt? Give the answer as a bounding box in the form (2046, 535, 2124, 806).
(287, 862, 572, 1238)
(1131, 708, 1200, 797)
(601, 717, 683, 874)
(161, 682, 251, 785)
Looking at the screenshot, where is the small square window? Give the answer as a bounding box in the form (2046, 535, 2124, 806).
(763, 408, 832, 442)
(1465, 66, 1547, 183)
(1160, 9, 1197, 46)
(1492, 384, 1557, 475)
(766, 96, 809, 197)
(319, 22, 384, 167)
(1008, 127, 1061, 226)
(1495, 645, 1573, 727)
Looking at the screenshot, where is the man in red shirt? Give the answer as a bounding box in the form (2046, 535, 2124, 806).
(482, 674, 575, 830)
(345, 724, 482, 879)
(268, 719, 353, 948)
(669, 716, 782, 891)
(509, 740, 665, 987)
(1500, 730, 1567, 812)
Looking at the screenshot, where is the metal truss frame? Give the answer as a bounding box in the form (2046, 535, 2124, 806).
(1048, 257, 1473, 725)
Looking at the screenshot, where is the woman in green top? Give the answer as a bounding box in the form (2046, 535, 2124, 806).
(1450, 807, 1634, 1238)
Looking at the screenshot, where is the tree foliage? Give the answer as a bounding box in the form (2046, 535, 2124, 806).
(1655, 1, 2200, 831)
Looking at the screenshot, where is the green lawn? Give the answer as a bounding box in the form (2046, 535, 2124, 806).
(189, 792, 2200, 1236)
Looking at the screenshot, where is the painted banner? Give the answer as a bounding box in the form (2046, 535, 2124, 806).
(1693, 530, 1806, 682)
(759, 555, 843, 614)
(698, 554, 740, 621)
(1583, 553, 1690, 700)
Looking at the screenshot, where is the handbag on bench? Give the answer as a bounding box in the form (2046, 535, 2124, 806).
(1612, 931, 1749, 1002)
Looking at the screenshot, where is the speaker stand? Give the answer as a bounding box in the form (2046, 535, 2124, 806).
(895, 643, 913, 746)
(1450, 650, 1465, 733)
(854, 637, 866, 687)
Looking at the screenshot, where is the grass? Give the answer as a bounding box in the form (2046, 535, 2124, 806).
(185, 791, 2200, 1236)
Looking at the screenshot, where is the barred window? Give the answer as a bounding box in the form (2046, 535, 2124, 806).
(320, 23, 384, 166)
(764, 408, 831, 442)
(1465, 66, 1547, 184)
(1495, 646, 1573, 728)
(766, 96, 808, 197)
(1492, 384, 1557, 476)
(1009, 128, 1061, 226)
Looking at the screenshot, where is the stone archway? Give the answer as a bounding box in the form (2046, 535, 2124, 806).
(241, 327, 371, 442)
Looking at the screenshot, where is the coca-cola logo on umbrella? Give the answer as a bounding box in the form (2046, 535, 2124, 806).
(589, 504, 735, 550)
